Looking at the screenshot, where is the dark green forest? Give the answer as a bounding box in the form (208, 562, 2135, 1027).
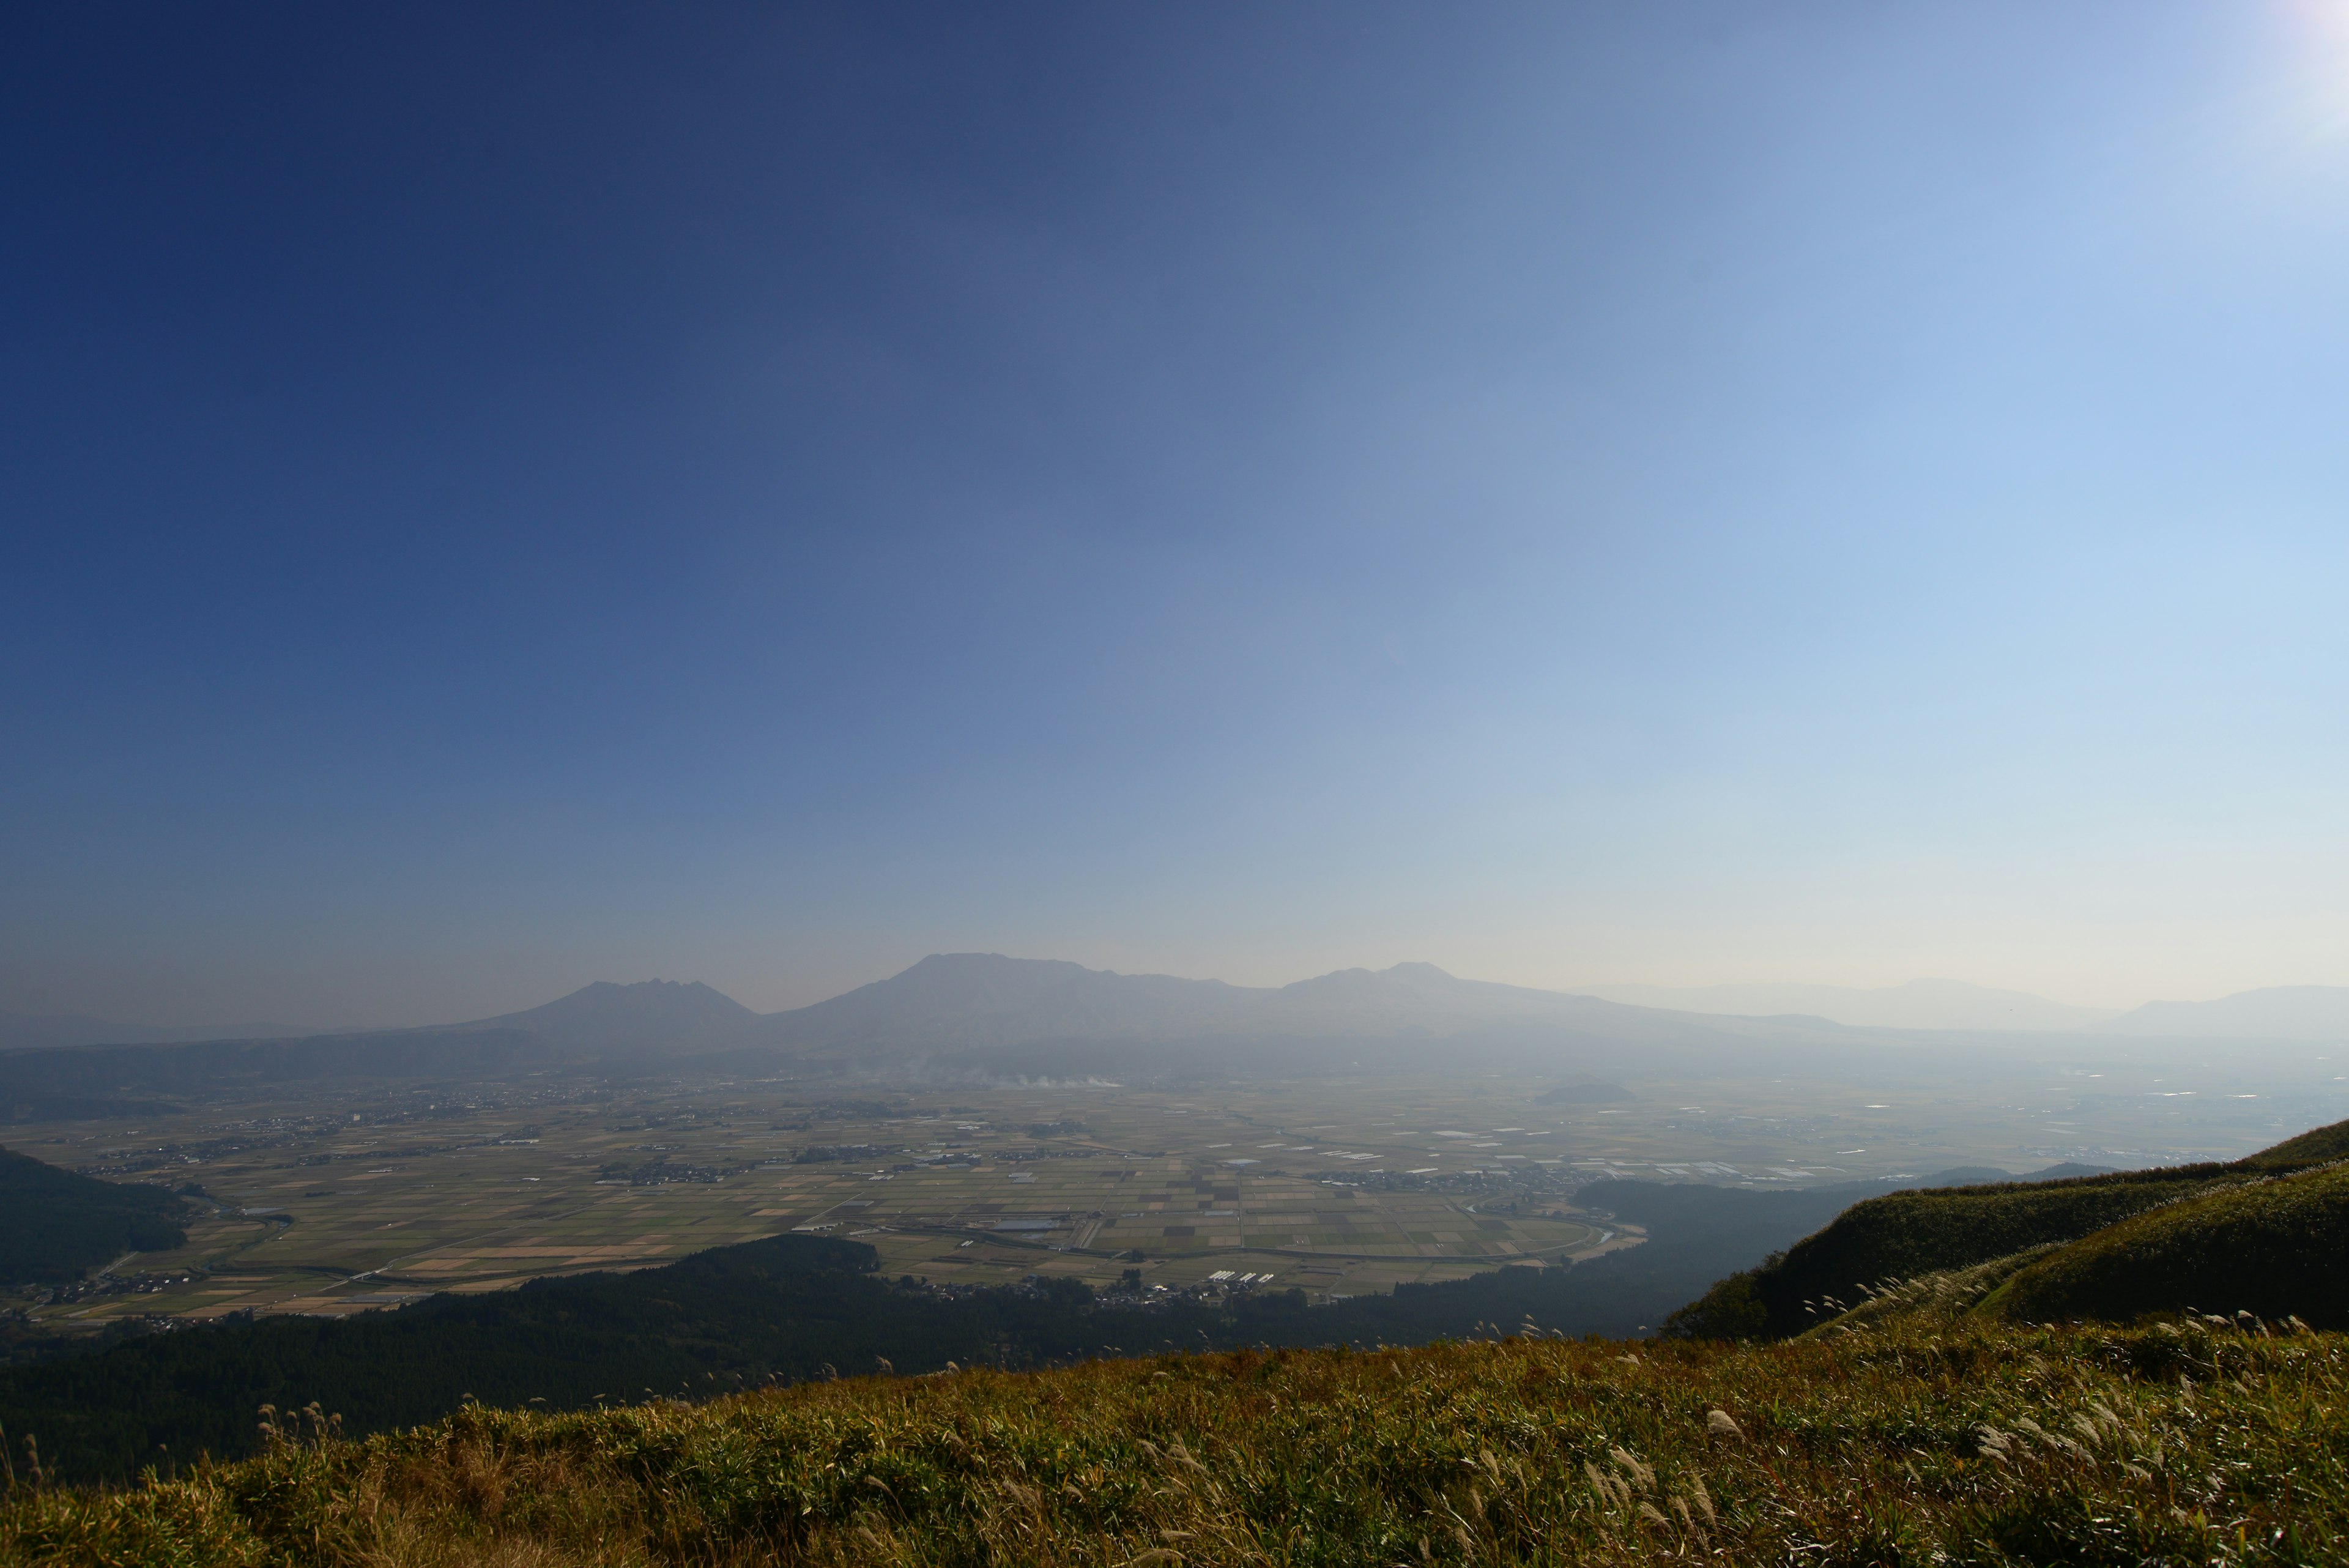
(0, 1146, 188, 1288)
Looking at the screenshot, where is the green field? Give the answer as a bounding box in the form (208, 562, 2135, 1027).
(12, 1058, 2337, 1328)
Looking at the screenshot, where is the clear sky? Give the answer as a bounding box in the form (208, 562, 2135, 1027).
(6, 2, 2347, 1025)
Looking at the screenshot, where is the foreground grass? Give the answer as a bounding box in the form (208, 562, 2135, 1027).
(3, 1318, 2344, 1567)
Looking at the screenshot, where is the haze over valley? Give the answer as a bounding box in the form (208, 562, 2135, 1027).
(6, 3, 2349, 1555)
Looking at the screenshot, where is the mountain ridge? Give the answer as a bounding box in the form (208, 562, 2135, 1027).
(22, 963, 2349, 1061)
(16, 959, 2349, 1095)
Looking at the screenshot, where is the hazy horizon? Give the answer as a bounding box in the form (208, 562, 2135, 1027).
(7, 3, 2347, 1026)
(12, 954, 2348, 1040)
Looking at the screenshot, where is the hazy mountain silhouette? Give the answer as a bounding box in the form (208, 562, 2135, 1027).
(0, 981, 752, 1104)
(759, 954, 1255, 1048)
(1573, 978, 2120, 1033)
(755, 953, 1707, 1054)
(466, 979, 762, 1053)
(18, 959, 2345, 1099)
(731, 954, 1798, 1082)
(2092, 985, 2349, 1040)
(6, 959, 1744, 1096)
(0, 1029, 554, 1109)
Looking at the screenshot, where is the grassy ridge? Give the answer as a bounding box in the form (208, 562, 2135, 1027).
(1666, 1169, 2233, 1339)
(1988, 1161, 2349, 1329)
(1668, 1118, 2349, 1341)
(2243, 1120, 2349, 1168)
(4, 1317, 2343, 1566)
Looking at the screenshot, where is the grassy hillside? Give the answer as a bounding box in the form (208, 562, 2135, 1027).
(1668, 1118, 2349, 1342)
(4, 1316, 2342, 1566)
(2243, 1118, 2349, 1168)
(1986, 1161, 2349, 1329)
(0, 1146, 189, 1288)
(1664, 1168, 2232, 1340)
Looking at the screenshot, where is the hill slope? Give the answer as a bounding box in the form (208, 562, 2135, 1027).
(1672, 1117, 2349, 1340)
(0, 1147, 189, 1288)
(6, 1317, 2339, 1567)
(1984, 1161, 2349, 1329)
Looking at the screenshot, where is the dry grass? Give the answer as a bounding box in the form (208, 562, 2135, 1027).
(4, 1317, 2345, 1566)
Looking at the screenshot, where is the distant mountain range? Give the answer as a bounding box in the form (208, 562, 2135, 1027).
(1576, 978, 2349, 1040)
(0, 957, 1787, 1099)
(761, 955, 1691, 1052)
(5, 959, 2343, 1102)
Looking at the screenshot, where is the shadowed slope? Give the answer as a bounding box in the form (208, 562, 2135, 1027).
(0, 1146, 189, 1287)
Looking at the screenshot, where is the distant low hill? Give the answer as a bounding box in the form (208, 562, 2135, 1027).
(0, 976, 766, 1107)
(1669, 1117, 2349, 1339)
(0, 1027, 554, 1109)
(0, 1011, 344, 1053)
(469, 978, 762, 1053)
(1575, 978, 2120, 1033)
(2091, 984, 2349, 1040)
(0, 1146, 190, 1288)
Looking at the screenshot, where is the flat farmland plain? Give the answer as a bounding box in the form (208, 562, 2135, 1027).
(15, 1055, 2338, 1330)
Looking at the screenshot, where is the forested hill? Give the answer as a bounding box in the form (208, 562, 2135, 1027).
(1, 1172, 1904, 1485)
(0, 1146, 188, 1288)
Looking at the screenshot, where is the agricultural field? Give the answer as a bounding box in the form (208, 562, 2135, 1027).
(11, 1052, 2339, 1330)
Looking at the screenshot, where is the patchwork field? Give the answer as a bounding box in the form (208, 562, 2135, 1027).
(13, 1051, 2340, 1329)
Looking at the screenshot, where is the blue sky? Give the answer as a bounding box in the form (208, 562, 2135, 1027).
(5, 2, 2347, 1023)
